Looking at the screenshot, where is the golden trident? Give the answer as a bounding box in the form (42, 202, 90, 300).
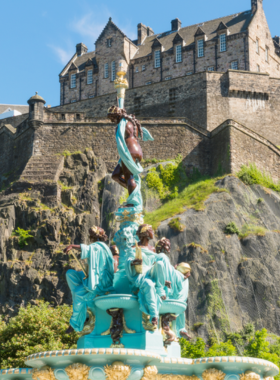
(69, 249, 88, 279)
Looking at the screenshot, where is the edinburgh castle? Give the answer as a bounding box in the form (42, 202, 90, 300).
(1, 0, 280, 192)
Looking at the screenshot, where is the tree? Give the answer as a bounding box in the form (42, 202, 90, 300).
(0, 302, 78, 369)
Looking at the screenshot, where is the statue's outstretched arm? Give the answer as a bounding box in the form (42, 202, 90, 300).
(64, 245, 81, 254)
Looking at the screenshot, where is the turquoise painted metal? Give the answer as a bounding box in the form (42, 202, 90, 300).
(0, 71, 279, 380)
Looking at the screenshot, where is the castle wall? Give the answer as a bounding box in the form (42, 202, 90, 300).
(0, 123, 34, 178)
(227, 121, 280, 180)
(32, 121, 208, 173)
(53, 72, 209, 129)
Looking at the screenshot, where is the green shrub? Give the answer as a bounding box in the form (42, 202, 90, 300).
(237, 163, 280, 192)
(0, 302, 78, 369)
(225, 222, 240, 235)
(12, 227, 33, 248)
(192, 322, 204, 332)
(168, 217, 186, 232)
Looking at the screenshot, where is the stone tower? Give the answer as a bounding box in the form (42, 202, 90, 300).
(27, 92, 46, 129)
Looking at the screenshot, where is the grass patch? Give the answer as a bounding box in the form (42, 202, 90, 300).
(192, 322, 204, 332)
(58, 181, 73, 191)
(61, 150, 82, 157)
(168, 217, 186, 232)
(225, 222, 240, 235)
(237, 163, 280, 192)
(239, 224, 267, 239)
(145, 177, 226, 230)
(188, 242, 208, 253)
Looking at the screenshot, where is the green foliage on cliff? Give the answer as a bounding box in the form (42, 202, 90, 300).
(145, 156, 187, 201)
(0, 302, 78, 369)
(181, 328, 280, 379)
(145, 177, 226, 230)
(11, 227, 33, 248)
(168, 217, 186, 232)
(237, 163, 280, 192)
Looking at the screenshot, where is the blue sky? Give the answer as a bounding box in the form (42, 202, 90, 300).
(0, 0, 279, 107)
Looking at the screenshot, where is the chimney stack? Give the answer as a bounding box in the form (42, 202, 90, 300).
(171, 18, 182, 31)
(251, 0, 263, 13)
(76, 43, 88, 57)
(137, 23, 147, 45)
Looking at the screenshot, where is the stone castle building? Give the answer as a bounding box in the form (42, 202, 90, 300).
(1, 0, 280, 204)
(59, 0, 280, 104)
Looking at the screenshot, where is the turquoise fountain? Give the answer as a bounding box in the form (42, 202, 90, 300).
(0, 70, 278, 380)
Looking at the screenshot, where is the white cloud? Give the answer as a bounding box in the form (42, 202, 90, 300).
(71, 13, 105, 41)
(48, 45, 73, 65)
(71, 12, 136, 44)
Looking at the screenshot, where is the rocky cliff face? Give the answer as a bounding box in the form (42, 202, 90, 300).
(0, 157, 280, 342)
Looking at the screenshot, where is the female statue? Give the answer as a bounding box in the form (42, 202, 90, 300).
(107, 106, 153, 207)
(64, 226, 115, 333)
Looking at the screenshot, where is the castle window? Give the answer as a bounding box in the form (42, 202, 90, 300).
(154, 50, 161, 68)
(61, 114, 65, 120)
(176, 45, 182, 63)
(111, 61, 116, 81)
(165, 76, 172, 80)
(169, 88, 177, 101)
(135, 67, 139, 73)
(220, 34, 227, 52)
(87, 69, 93, 84)
(145, 81, 152, 85)
(266, 47, 269, 62)
(231, 60, 238, 70)
(197, 39, 204, 57)
(186, 71, 193, 75)
(257, 64, 260, 72)
(208, 66, 214, 71)
(256, 38, 259, 54)
(142, 65, 146, 71)
(70, 74, 76, 88)
(76, 114, 81, 120)
(107, 38, 112, 47)
(104, 63, 109, 78)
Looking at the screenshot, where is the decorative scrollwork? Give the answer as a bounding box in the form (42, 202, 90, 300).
(65, 363, 90, 380)
(104, 361, 131, 380)
(202, 369, 226, 380)
(142, 366, 158, 380)
(240, 372, 260, 380)
(32, 367, 56, 380)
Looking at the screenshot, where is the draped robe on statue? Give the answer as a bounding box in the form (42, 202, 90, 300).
(66, 242, 115, 332)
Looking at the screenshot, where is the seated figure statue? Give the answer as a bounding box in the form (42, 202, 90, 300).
(155, 237, 192, 340)
(125, 224, 170, 328)
(64, 226, 115, 333)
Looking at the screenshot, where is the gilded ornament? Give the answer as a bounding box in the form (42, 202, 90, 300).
(65, 363, 90, 380)
(202, 368, 226, 380)
(79, 309, 95, 336)
(140, 225, 152, 233)
(104, 361, 131, 380)
(240, 372, 260, 380)
(101, 308, 135, 347)
(142, 313, 157, 331)
(32, 367, 56, 380)
(142, 366, 158, 380)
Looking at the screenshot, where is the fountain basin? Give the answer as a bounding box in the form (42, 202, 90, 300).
(94, 294, 138, 311)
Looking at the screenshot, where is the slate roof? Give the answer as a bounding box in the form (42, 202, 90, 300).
(134, 10, 253, 59)
(61, 10, 253, 74)
(64, 52, 96, 75)
(0, 104, 29, 114)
